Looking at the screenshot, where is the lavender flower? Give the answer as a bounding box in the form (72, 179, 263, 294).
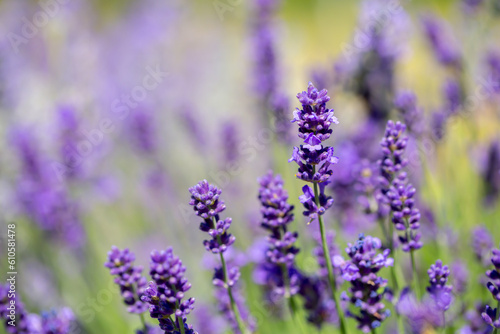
(485, 51, 500, 96)
(461, 303, 492, 334)
(189, 180, 252, 333)
(394, 90, 425, 137)
(189, 180, 235, 254)
(255, 171, 300, 299)
(32, 308, 75, 334)
(334, 234, 393, 333)
(105, 246, 148, 314)
(427, 260, 453, 311)
(421, 14, 462, 68)
(482, 246, 500, 329)
(56, 105, 83, 180)
(221, 121, 239, 165)
(451, 260, 469, 294)
(397, 288, 443, 332)
(462, 0, 485, 13)
(380, 120, 423, 252)
(0, 283, 31, 333)
(483, 140, 500, 206)
(298, 276, 338, 328)
(142, 248, 196, 334)
(289, 82, 339, 217)
(129, 109, 157, 155)
(443, 78, 463, 115)
(472, 226, 494, 266)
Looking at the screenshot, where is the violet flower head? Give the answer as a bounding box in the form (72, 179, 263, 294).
(482, 305, 500, 329)
(462, 0, 485, 13)
(386, 179, 423, 252)
(105, 246, 148, 314)
(443, 78, 462, 115)
(421, 14, 462, 68)
(480, 247, 500, 330)
(483, 140, 500, 206)
(189, 180, 235, 254)
(221, 121, 239, 165)
(129, 109, 157, 155)
(451, 260, 469, 294)
(0, 283, 31, 333)
(36, 308, 75, 334)
(298, 275, 338, 328)
(472, 226, 494, 266)
(254, 171, 300, 301)
(57, 105, 82, 180)
(394, 90, 424, 136)
(143, 248, 196, 333)
(379, 120, 409, 192)
(485, 50, 500, 96)
(427, 260, 453, 311)
(289, 83, 339, 224)
(334, 234, 393, 333)
(462, 302, 492, 334)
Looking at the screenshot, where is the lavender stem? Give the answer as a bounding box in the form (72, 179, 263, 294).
(312, 173, 347, 334)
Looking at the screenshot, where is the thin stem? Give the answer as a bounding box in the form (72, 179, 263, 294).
(172, 290, 186, 334)
(410, 250, 421, 300)
(312, 177, 348, 334)
(280, 262, 297, 317)
(494, 300, 500, 334)
(371, 329, 377, 334)
(139, 313, 147, 332)
(218, 250, 250, 334)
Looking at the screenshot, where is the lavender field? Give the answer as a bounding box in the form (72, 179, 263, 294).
(1, 0, 500, 333)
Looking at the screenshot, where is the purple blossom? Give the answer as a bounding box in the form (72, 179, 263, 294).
(472, 226, 494, 266)
(334, 234, 393, 332)
(0, 283, 31, 333)
(189, 180, 235, 254)
(298, 275, 338, 328)
(421, 14, 462, 68)
(221, 121, 239, 165)
(461, 303, 492, 334)
(451, 260, 469, 294)
(443, 78, 463, 115)
(427, 260, 453, 311)
(482, 140, 500, 206)
(394, 90, 425, 136)
(104, 246, 148, 314)
(482, 246, 500, 329)
(143, 248, 196, 333)
(129, 109, 157, 155)
(485, 50, 500, 95)
(33, 308, 75, 334)
(397, 288, 444, 332)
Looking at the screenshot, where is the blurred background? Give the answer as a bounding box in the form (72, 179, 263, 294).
(0, 0, 499, 333)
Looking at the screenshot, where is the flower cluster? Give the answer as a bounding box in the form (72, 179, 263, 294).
(426, 260, 453, 311)
(142, 248, 196, 334)
(483, 247, 500, 329)
(298, 276, 338, 328)
(380, 120, 423, 252)
(189, 180, 235, 253)
(421, 14, 462, 68)
(105, 246, 148, 314)
(334, 234, 393, 333)
(289, 82, 339, 221)
(189, 180, 253, 333)
(1, 283, 75, 334)
(394, 91, 425, 137)
(472, 226, 494, 266)
(254, 171, 300, 298)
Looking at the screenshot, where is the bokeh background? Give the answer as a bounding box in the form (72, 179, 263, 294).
(0, 0, 499, 333)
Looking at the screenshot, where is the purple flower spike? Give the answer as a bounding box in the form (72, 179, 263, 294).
(482, 305, 500, 328)
(427, 260, 453, 311)
(143, 248, 197, 333)
(1, 283, 31, 333)
(421, 14, 462, 68)
(189, 180, 253, 333)
(482, 245, 500, 329)
(472, 226, 494, 266)
(335, 234, 393, 332)
(105, 246, 148, 314)
(254, 171, 300, 301)
(289, 83, 339, 187)
(189, 180, 235, 254)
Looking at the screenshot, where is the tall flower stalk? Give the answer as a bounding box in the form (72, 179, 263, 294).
(288, 82, 347, 334)
(379, 121, 423, 298)
(255, 171, 300, 316)
(189, 181, 252, 334)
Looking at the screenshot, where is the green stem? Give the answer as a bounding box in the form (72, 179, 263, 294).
(494, 300, 500, 334)
(219, 250, 250, 334)
(172, 290, 186, 334)
(410, 250, 421, 300)
(139, 313, 147, 332)
(371, 329, 377, 334)
(280, 262, 297, 317)
(312, 179, 348, 334)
